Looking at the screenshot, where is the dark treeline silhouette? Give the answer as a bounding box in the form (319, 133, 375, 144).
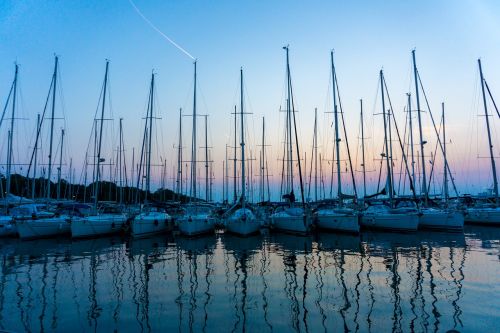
(0, 174, 194, 204)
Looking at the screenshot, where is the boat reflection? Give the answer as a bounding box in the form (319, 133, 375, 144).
(0, 229, 492, 332)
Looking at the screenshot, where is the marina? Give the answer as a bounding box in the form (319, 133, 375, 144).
(2, 1, 500, 331)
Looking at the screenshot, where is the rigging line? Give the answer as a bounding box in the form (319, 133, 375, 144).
(128, 0, 195, 60)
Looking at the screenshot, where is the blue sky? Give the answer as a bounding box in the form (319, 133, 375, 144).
(1, 0, 500, 200)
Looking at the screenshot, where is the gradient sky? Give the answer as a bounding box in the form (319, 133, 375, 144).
(1, 0, 500, 201)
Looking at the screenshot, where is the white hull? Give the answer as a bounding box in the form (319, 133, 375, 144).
(0, 216, 16, 237)
(271, 207, 312, 234)
(315, 209, 359, 233)
(178, 216, 215, 236)
(16, 217, 71, 239)
(419, 209, 464, 231)
(465, 207, 500, 225)
(131, 212, 173, 237)
(71, 214, 127, 238)
(361, 213, 419, 232)
(225, 208, 260, 236)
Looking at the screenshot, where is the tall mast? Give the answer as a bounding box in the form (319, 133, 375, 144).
(145, 73, 154, 200)
(412, 50, 428, 204)
(285, 47, 294, 193)
(260, 117, 265, 202)
(225, 144, 228, 202)
(233, 105, 237, 203)
(240, 68, 246, 207)
(331, 51, 342, 203)
(478, 58, 499, 204)
(314, 108, 318, 202)
(118, 118, 123, 204)
(94, 60, 109, 209)
(407, 93, 416, 188)
(360, 99, 366, 199)
(191, 60, 197, 200)
(56, 128, 65, 200)
(5, 64, 18, 203)
(47, 56, 58, 200)
(442, 102, 449, 203)
(32, 113, 40, 199)
(380, 70, 393, 205)
(177, 108, 183, 199)
(204, 114, 209, 201)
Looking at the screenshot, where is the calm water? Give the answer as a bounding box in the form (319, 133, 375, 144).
(0, 226, 498, 332)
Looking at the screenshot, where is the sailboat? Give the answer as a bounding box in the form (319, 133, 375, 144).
(270, 46, 312, 234)
(315, 51, 359, 234)
(464, 59, 500, 225)
(131, 73, 173, 237)
(409, 50, 464, 231)
(360, 70, 419, 232)
(224, 68, 260, 236)
(0, 64, 19, 237)
(71, 61, 127, 238)
(9, 57, 72, 239)
(177, 61, 216, 236)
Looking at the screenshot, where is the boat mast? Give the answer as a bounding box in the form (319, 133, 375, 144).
(412, 50, 428, 204)
(360, 99, 366, 199)
(407, 93, 416, 188)
(204, 114, 209, 201)
(442, 102, 449, 203)
(260, 117, 265, 202)
(240, 68, 246, 207)
(32, 113, 40, 199)
(233, 105, 237, 203)
(191, 61, 197, 200)
(5, 64, 18, 205)
(177, 108, 183, 200)
(331, 51, 342, 204)
(94, 60, 109, 210)
(380, 70, 393, 205)
(145, 73, 154, 201)
(478, 58, 499, 204)
(47, 56, 58, 200)
(286, 47, 294, 194)
(118, 118, 123, 205)
(56, 128, 65, 200)
(314, 108, 318, 202)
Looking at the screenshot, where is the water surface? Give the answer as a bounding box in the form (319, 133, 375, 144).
(0, 226, 498, 332)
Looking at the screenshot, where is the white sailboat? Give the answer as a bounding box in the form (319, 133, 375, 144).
(465, 59, 500, 226)
(131, 73, 173, 237)
(177, 61, 216, 236)
(71, 61, 127, 238)
(408, 51, 464, 231)
(225, 68, 260, 236)
(360, 69, 419, 232)
(270, 46, 312, 234)
(315, 51, 359, 234)
(14, 204, 70, 239)
(0, 63, 19, 237)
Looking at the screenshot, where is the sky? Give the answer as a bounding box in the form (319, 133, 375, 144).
(1, 0, 500, 201)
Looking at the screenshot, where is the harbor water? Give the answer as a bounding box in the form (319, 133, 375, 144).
(0, 226, 498, 332)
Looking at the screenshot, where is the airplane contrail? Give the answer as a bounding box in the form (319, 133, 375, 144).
(128, 0, 196, 61)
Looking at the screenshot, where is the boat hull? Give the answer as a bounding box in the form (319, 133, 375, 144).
(16, 217, 71, 239)
(419, 209, 464, 231)
(71, 214, 127, 238)
(360, 213, 419, 232)
(225, 208, 260, 236)
(131, 212, 173, 237)
(178, 217, 215, 236)
(271, 208, 312, 234)
(465, 207, 500, 225)
(315, 209, 360, 233)
(0, 216, 16, 237)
